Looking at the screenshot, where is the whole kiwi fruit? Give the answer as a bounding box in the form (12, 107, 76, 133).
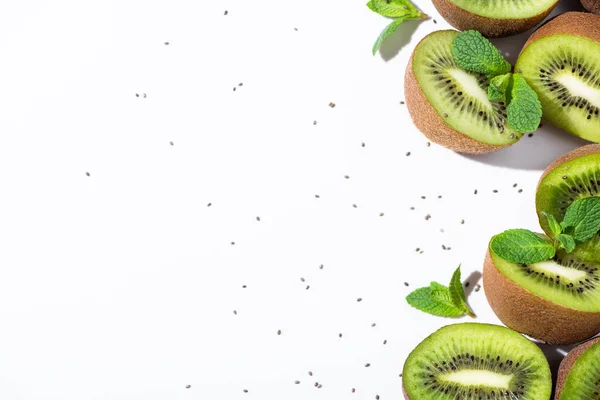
(432, 0, 558, 38)
(582, 0, 600, 14)
(555, 337, 600, 399)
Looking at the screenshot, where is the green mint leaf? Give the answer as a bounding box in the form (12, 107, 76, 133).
(448, 265, 475, 318)
(367, 0, 424, 18)
(541, 211, 562, 237)
(451, 30, 511, 77)
(506, 74, 542, 133)
(556, 234, 576, 253)
(488, 73, 512, 101)
(372, 18, 406, 56)
(406, 285, 465, 317)
(561, 197, 600, 243)
(490, 229, 555, 264)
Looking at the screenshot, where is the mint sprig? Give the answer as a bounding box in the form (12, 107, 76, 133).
(490, 229, 555, 264)
(450, 31, 542, 134)
(367, 0, 427, 55)
(406, 266, 475, 318)
(560, 197, 600, 243)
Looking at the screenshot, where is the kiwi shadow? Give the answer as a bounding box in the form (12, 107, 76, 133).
(460, 122, 589, 171)
(379, 20, 424, 62)
(463, 271, 482, 299)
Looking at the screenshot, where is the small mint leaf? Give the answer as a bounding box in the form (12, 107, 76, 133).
(488, 73, 511, 101)
(448, 265, 475, 318)
(372, 18, 406, 56)
(490, 229, 555, 264)
(367, 0, 425, 18)
(541, 211, 562, 237)
(405, 286, 464, 317)
(556, 234, 576, 253)
(451, 30, 511, 77)
(561, 197, 600, 243)
(506, 74, 542, 133)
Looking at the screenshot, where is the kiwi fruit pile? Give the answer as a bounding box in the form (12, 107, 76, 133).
(402, 323, 552, 400)
(431, 0, 558, 38)
(536, 144, 600, 262)
(516, 12, 600, 143)
(555, 337, 600, 399)
(405, 30, 521, 154)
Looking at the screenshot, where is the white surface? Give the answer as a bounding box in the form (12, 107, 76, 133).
(0, 0, 590, 399)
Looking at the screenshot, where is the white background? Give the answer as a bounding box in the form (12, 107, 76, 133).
(0, 0, 592, 399)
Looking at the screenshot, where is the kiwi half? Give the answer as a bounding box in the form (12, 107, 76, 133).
(555, 337, 600, 399)
(515, 12, 600, 143)
(402, 323, 552, 400)
(536, 144, 600, 262)
(432, 0, 558, 38)
(484, 245, 600, 344)
(581, 0, 600, 14)
(405, 30, 522, 154)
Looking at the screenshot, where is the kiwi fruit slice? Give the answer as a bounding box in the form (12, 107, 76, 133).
(484, 244, 600, 344)
(555, 337, 600, 399)
(515, 12, 600, 143)
(536, 144, 600, 262)
(402, 323, 552, 400)
(405, 30, 522, 154)
(582, 0, 600, 15)
(432, 0, 558, 38)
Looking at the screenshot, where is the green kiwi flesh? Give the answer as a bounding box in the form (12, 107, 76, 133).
(559, 341, 600, 399)
(447, 0, 557, 19)
(490, 248, 600, 312)
(536, 152, 600, 262)
(412, 30, 520, 146)
(402, 323, 551, 400)
(516, 35, 600, 142)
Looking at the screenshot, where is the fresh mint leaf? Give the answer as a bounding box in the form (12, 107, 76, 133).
(541, 211, 562, 237)
(367, 0, 423, 18)
(561, 197, 600, 243)
(405, 268, 475, 318)
(451, 30, 511, 77)
(406, 285, 465, 317)
(448, 265, 475, 318)
(556, 234, 576, 253)
(488, 73, 511, 101)
(506, 74, 542, 133)
(368, 0, 427, 55)
(490, 229, 555, 264)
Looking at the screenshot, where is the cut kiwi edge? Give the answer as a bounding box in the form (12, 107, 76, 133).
(405, 42, 508, 155)
(483, 249, 600, 345)
(555, 336, 600, 399)
(520, 11, 600, 57)
(432, 0, 557, 38)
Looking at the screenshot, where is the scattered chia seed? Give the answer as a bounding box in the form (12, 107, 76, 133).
(165, 42, 170, 45)
(421, 196, 426, 199)
(309, 371, 313, 376)
(443, 113, 448, 118)
(224, 10, 228, 15)
(475, 284, 481, 292)
(169, 141, 174, 146)
(344, 175, 350, 179)
(404, 282, 409, 287)
(406, 151, 411, 156)
(256, 216, 260, 221)
(461, 219, 465, 224)
(300, 277, 305, 282)
(513, 183, 518, 187)
(233, 87, 236, 91)
(474, 189, 478, 195)
(186, 385, 191, 389)
(528, 133, 534, 137)
(442, 245, 447, 250)
(277, 330, 281, 335)
(314, 382, 318, 387)
(315, 194, 320, 198)
(233, 310, 237, 315)
(563, 176, 567, 179)
(357, 298, 363, 302)
(400, 101, 405, 105)
(295, 381, 300, 384)
(365, 363, 371, 368)
(313, 121, 317, 125)
(352, 388, 356, 393)
(371, 323, 376, 327)
(143, 93, 146, 98)
(319, 264, 324, 270)
(379, 212, 384, 217)
(317, 384, 322, 389)
(231, 241, 235, 245)
(410, 207, 415, 210)
(493, 190, 498, 193)
(415, 248, 420, 252)
(362, 142, 365, 147)
(294, 27, 298, 31)
(376, 395, 380, 399)
(438, 195, 442, 199)
(306, 285, 310, 290)
(339, 333, 343, 338)
(207, 203, 212, 207)
(242, 285, 247, 288)
(426, 142, 431, 147)
(135, 93, 139, 97)
(329, 102, 336, 108)
(425, 214, 431, 220)
(352, 204, 357, 208)
(383, 340, 387, 345)
(433, 19, 437, 23)
(440, 229, 444, 233)
(518, 189, 523, 193)
(243, 389, 248, 393)
(239, 83, 243, 87)
(86, 172, 90, 176)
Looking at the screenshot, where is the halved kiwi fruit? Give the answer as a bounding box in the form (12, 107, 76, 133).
(555, 337, 600, 399)
(405, 30, 522, 154)
(516, 12, 600, 143)
(432, 0, 558, 38)
(582, 0, 600, 15)
(536, 144, 600, 262)
(402, 323, 552, 400)
(484, 244, 600, 344)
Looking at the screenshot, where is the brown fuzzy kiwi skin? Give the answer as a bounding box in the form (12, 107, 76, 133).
(432, 0, 557, 38)
(404, 37, 506, 155)
(520, 12, 600, 56)
(582, 0, 600, 15)
(554, 336, 600, 399)
(536, 144, 600, 191)
(483, 250, 600, 345)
